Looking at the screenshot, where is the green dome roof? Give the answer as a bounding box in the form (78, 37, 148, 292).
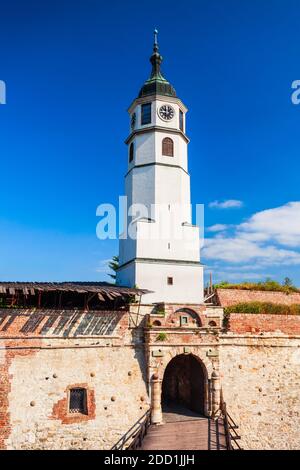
(138, 30, 177, 99)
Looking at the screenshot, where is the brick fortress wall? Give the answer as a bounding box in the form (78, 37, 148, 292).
(0, 308, 149, 450)
(1, 301, 300, 450)
(216, 288, 300, 307)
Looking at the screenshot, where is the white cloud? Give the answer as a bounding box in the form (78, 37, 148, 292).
(206, 224, 230, 232)
(240, 202, 300, 247)
(209, 200, 244, 209)
(203, 202, 300, 268)
(203, 236, 300, 265)
(210, 271, 273, 282)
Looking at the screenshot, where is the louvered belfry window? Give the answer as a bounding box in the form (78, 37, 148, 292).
(69, 388, 87, 414)
(141, 103, 152, 125)
(162, 137, 174, 157)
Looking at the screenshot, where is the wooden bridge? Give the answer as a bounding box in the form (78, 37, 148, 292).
(112, 402, 241, 451)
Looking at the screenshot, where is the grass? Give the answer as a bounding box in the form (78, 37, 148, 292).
(214, 279, 299, 294)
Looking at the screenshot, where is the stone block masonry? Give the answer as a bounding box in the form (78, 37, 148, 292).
(3, 346, 149, 450)
(220, 335, 300, 450)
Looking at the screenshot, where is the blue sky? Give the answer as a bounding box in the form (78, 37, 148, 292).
(0, 0, 299, 285)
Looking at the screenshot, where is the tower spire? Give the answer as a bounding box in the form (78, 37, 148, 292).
(138, 29, 177, 98)
(150, 28, 163, 79)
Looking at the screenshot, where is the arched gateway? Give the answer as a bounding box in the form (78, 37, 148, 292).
(162, 354, 206, 415)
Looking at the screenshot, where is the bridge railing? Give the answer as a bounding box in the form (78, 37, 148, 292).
(220, 397, 242, 450)
(111, 409, 151, 450)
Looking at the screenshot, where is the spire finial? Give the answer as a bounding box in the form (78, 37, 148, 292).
(153, 28, 159, 52)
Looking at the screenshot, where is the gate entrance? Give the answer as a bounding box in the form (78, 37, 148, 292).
(162, 354, 205, 415)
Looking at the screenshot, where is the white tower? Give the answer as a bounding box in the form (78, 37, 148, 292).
(117, 31, 203, 304)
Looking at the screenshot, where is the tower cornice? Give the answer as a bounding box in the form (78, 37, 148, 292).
(125, 125, 190, 145)
(125, 161, 190, 178)
(128, 94, 188, 115)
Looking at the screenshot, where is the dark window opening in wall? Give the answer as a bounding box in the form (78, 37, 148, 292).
(162, 137, 174, 157)
(180, 316, 188, 326)
(209, 320, 217, 327)
(69, 388, 87, 414)
(179, 110, 184, 132)
(141, 103, 152, 125)
(168, 243, 171, 250)
(167, 277, 173, 285)
(129, 142, 134, 163)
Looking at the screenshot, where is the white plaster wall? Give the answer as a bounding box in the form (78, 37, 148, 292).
(125, 165, 191, 223)
(154, 133, 188, 171)
(136, 220, 200, 262)
(154, 165, 191, 221)
(130, 133, 155, 167)
(125, 165, 156, 215)
(135, 261, 204, 304)
(128, 131, 188, 171)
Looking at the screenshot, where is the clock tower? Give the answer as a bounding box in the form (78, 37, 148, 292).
(117, 31, 204, 304)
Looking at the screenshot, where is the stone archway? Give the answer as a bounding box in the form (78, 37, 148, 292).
(161, 354, 206, 415)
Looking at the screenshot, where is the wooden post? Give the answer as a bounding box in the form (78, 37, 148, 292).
(58, 292, 62, 309)
(38, 292, 42, 309)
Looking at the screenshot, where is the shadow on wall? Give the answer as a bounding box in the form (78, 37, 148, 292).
(0, 309, 125, 337)
(131, 316, 149, 391)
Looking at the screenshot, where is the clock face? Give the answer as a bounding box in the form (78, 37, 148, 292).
(131, 112, 136, 130)
(159, 105, 175, 121)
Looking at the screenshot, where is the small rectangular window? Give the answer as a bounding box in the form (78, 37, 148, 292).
(69, 388, 87, 414)
(180, 316, 188, 326)
(179, 110, 184, 131)
(129, 142, 134, 163)
(141, 103, 152, 125)
(167, 277, 173, 285)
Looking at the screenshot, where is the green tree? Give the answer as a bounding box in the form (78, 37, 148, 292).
(283, 277, 293, 287)
(108, 256, 119, 281)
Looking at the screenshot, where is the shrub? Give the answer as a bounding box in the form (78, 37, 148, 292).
(156, 332, 167, 342)
(223, 311, 231, 330)
(224, 302, 300, 316)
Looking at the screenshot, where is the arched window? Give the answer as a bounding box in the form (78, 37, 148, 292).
(162, 137, 174, 157)
(129, 142, 134, 163)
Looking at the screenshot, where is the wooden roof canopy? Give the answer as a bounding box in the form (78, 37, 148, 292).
(0, 282, 150, 309)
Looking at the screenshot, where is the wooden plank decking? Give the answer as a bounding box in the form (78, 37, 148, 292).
(140, 405, 227, 450)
